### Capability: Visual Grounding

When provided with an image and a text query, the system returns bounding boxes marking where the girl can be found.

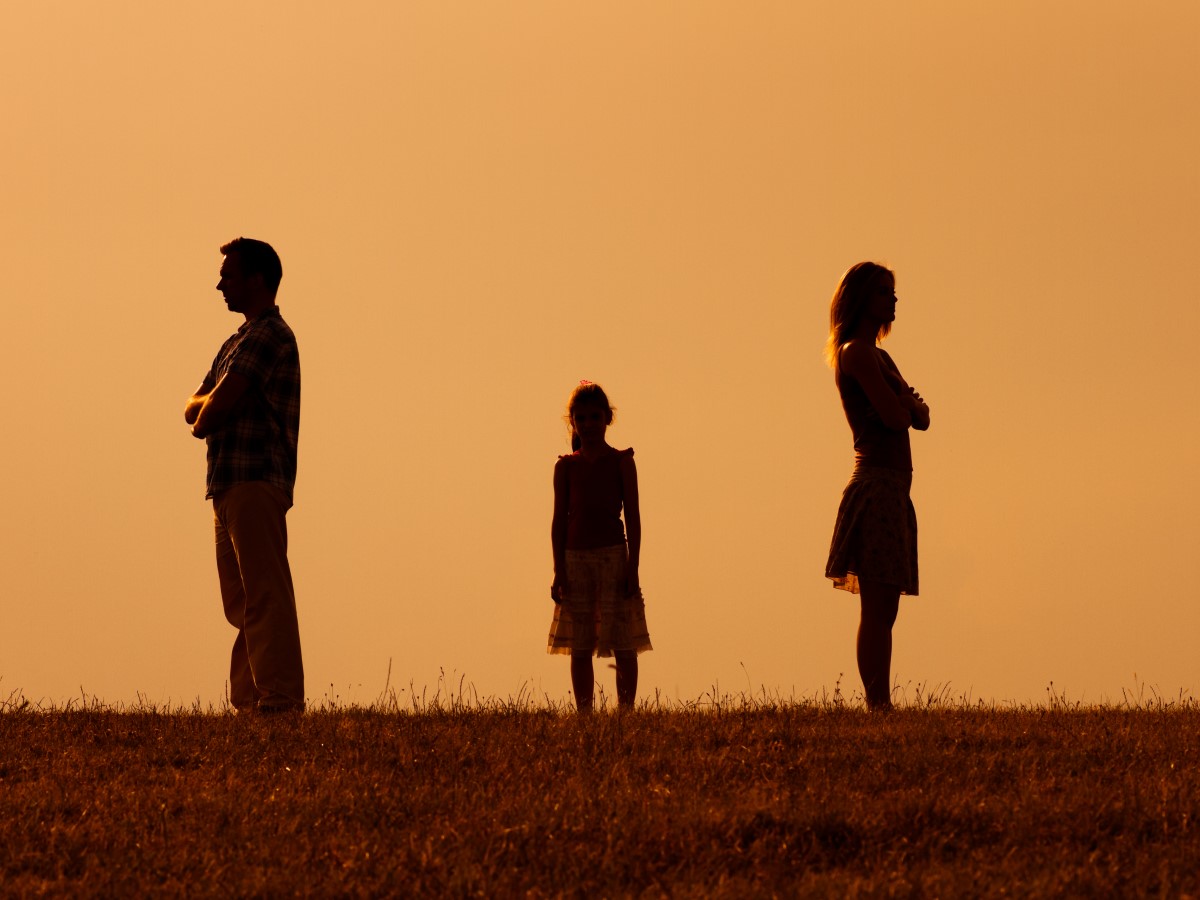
[548,381,652,711]
[824,263,930,711]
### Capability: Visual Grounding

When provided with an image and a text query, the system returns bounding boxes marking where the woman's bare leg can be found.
[857,580,900,711]
[615,650,638,710]
[570,652,594,712]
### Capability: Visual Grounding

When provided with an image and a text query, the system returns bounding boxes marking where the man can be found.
[185,238,304,713]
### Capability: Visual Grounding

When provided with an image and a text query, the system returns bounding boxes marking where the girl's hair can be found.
[564,381,615,451]
[824,261,894,368]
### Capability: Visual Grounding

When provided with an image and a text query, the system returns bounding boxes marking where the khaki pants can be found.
[213,482,304,710]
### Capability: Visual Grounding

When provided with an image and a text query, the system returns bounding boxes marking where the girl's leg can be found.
[615,650,638,710]
[570,651,594,712]
[857,580,900,711]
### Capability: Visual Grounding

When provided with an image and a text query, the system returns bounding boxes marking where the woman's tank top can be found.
[836,347,912,472]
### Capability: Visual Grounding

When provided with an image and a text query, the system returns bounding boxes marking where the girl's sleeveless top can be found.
[564,447,631,549]
[835,348,912,473]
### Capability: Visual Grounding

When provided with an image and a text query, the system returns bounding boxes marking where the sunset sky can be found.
[3,2,1197,708]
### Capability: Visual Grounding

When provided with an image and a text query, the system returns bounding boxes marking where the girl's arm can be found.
[620,451,641,595]
[550,457,570,602]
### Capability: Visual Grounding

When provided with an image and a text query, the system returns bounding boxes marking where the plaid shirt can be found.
[201,307,301,502]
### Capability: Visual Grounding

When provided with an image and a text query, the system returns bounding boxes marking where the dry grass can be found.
[1,684,1198,897]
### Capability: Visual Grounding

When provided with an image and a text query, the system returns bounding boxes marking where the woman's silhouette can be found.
[824,263,930,711]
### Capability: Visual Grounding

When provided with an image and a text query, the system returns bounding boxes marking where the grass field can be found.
[1,686,1198,897]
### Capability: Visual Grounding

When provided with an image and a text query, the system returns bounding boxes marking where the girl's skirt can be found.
[825,466,919,596]
[548,544,653,657]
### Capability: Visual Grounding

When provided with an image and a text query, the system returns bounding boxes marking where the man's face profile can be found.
[216,253,255,314]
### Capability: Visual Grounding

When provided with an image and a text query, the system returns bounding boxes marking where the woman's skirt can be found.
[548,544,653,657]
[825,466,918,595]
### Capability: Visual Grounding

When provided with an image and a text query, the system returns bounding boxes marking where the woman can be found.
[824,262,930,711]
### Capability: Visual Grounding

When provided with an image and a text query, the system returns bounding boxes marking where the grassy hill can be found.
[2,690,1197,896]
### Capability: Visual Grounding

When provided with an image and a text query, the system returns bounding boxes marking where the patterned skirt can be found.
[548,544,653,657]
[825,466,919,595]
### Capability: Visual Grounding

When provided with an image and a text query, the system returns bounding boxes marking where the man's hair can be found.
[221,237,283,294]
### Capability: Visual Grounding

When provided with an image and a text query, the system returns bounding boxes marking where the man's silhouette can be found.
[185,238,304,713]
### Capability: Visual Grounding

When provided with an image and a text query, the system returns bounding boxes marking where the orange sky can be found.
[2,3,1197,708]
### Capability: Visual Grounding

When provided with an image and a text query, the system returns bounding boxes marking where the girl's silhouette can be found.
[547,382,652,711]
[824,263,930,711]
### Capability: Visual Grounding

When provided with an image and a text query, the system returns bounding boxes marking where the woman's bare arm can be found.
[840,341,912,431]
[881,350,931,431]
[907,390,931,430]
[620,451,641,595]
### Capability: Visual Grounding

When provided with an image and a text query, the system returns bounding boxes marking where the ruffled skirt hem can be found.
[825,467,919,596]
[547,545,653,656]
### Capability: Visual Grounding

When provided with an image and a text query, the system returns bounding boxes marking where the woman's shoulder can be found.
[839,337,879,359]
[838,339,884,374]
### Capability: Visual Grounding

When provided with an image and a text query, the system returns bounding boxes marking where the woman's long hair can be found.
[824,261,894,368]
